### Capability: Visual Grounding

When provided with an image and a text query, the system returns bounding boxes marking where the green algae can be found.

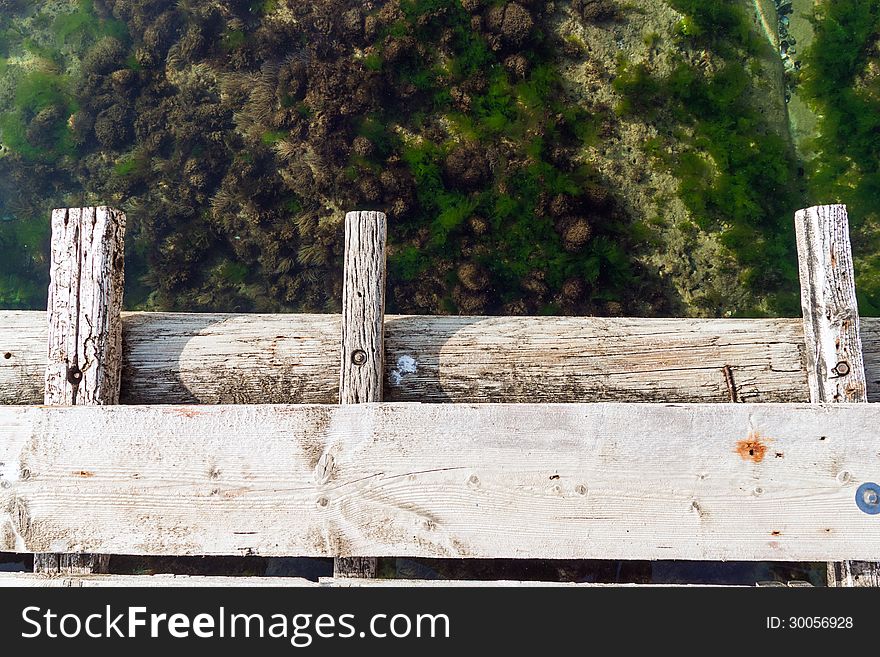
[800,0,880,314]
[614,2,804,315]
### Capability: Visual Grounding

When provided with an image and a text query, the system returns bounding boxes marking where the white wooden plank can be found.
[795,204,877,587]
[0,573,318,587]
[8,312,878,404]
[0,573,726,587]
[336,211,387,578]
[0,402,879,561]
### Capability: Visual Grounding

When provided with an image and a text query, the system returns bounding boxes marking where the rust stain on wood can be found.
[172,408,207,418]
[722,365,738,402]
[73,470,94,477]
[735,431,768,463]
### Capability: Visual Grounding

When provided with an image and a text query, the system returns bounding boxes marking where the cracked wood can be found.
[7,312,880,404]
[795,205,878,588]
[1,402,879,561]
[335,210,386,578]
[37,206,124,575]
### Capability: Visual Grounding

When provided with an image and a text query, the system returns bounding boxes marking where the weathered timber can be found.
[44,207,125,406]
[335,210,386,578]
[795,205,878,588]
[0,573,725,587]
[795,205,867,404]
[0,573,318,587]
[35,207,124,575]
[339,211,386,405]
[9,312,880,405]
[1,402,879,561]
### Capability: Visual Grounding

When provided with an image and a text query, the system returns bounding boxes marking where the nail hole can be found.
[3,352,10,359]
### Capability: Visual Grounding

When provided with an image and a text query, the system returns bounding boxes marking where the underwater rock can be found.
[504,53,530,79]
[561,217,593,252]
[26,106,64,149]
[468,215,489,235]
[560,277,586,303]
[82,37,128,76]
[109,69,137,92]
[94,104,134,148]
[485,3,534,48]
[458,261,491,292]
[453,286,490,314]
[341,8,363,37]
[443,143,491,190]
[574,0,617,22]
[352,135,375,158]
[549,193,572,218]
[460,0,484,12]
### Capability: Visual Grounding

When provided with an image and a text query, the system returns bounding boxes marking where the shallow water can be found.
[0,0,875,582]
[2,0,877,316]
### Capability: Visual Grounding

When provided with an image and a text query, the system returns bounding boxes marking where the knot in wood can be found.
[351,349,368,366]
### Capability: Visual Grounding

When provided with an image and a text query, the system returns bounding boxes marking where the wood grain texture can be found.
[795,205,878,587]
[0,573,317,587]
[45,207,125,406]
[10,312,880,404]
[335,211,387,578]
[795,205,867,404]
[37,206,124,574]
[339,211,387,405]
[0,573,727,587]
[1,402,880,561]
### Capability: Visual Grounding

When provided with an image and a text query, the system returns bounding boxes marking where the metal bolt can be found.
[855,482,880,515]
[351,350,367,366]
[66,366,82,385]
[833,360,850,376]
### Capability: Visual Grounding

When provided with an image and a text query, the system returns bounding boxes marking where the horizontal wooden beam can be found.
[0,573,318,587]
[3,311,879,404]
[0,573,734,587]
[1,402,879,561]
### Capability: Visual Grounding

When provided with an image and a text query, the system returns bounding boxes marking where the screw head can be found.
[856,482,880,515]
[834,360,851,376]
[66,366,82,385]
[351,350,367,366]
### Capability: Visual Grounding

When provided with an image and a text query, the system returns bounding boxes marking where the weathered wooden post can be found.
[34,206,125,575]
[795,204,877,587]
[333,210,387,579]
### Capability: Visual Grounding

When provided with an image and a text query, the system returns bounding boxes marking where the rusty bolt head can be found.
[66,366,82,385]
[351,350,368,366]
[834,361,851,376]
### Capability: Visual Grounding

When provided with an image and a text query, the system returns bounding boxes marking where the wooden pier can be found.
[0,204,877,587]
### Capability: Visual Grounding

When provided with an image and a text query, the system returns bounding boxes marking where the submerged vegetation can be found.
[0,0,877,315]
[0,0,665,314]
[800,0,880,313]
[613,0,803,314]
